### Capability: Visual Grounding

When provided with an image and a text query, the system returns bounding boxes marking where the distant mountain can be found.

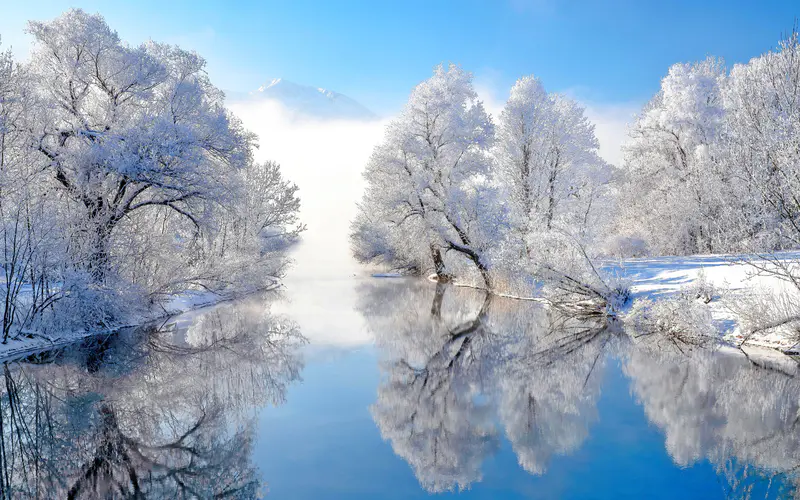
[248,78,377,121]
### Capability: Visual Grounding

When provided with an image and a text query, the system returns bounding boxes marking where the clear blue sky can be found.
[1,0,798,113]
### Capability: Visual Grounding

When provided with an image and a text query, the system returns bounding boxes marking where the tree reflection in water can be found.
[362,279,800,497]
[0,295,305,499]
[361,280,610,492]
[623,334,800,498]
[5,280,800,497]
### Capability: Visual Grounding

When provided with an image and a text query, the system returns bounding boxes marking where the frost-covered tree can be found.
[496,76,553,239]
[618,28,800,296]
[26,10,254,282]
[724,31,800,251]
[497,78,607,235]
[0,10,303,336]
[713,30,800,301]
[618,49,800,257]
[353,67,618,306]
[494,76,616,304]
[351,64,500,287]
[127,159,303,300]
[0,40,69,341]
[619,58,735,255]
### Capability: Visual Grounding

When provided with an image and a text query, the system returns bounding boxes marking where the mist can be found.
[227,98,388,346]
[228,99,388,280]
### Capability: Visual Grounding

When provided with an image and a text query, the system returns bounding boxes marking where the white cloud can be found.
[474,82,506,121]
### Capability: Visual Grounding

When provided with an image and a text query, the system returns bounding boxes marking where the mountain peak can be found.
[251,78,376,121]
[257,78,284,92]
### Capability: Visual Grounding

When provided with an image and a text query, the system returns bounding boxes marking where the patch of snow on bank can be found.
[612,253,799,351]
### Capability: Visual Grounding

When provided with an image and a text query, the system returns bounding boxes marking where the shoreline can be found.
[0,282,282,363]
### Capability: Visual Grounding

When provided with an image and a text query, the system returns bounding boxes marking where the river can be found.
[0,271,798,498]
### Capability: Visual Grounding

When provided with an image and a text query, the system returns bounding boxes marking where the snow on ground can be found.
[161,289,227,315]
[613,253,799,351]
[0,330,115,364]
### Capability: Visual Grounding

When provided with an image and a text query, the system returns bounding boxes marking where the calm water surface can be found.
[0,276,798,498]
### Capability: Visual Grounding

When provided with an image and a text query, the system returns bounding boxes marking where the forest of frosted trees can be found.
[4,8,800,345]
[0,10,303,342]
[352,31,800,308]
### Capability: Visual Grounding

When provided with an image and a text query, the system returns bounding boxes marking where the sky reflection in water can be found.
[0,280,798,498]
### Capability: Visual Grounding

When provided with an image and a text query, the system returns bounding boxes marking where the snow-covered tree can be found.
[26,10,254,281]
[0,10,303,336]
[0,40,70,341]
[496,76,553,238]
[351,64,500,287]
[724,31,800,251]
[497,79,607,235]
[619,58,735,256]
[494,76,616,304]
[616,28,800,310]
[617,49,800,257]
[353,67,618,307]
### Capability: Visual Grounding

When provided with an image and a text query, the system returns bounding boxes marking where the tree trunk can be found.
[430,244,451,283]
[546,151,560,231]
[546,172,557,231]
[88,220,113,283]
[475,259,492,290]
[521,144,532,222]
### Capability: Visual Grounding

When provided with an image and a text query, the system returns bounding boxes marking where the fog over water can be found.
[228,99,388,346]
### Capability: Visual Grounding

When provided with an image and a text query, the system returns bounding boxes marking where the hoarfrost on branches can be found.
[0,10,304,340]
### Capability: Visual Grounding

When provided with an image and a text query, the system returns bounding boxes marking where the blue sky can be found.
[1,0,798,113]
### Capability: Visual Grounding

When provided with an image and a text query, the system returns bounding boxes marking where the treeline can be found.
[0,10,303,340]
[352,30,800,300]
[618,32,800,256]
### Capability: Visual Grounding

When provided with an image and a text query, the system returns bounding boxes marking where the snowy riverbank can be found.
[0,284,281,362]
[616,253,800,352]
[3,252,799,362]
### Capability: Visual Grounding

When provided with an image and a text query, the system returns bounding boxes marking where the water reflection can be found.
[0,295,305,498]
[360,280,611,492]
[623,341,800,497]
[3,280,800,498]
[360,279,800,497]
